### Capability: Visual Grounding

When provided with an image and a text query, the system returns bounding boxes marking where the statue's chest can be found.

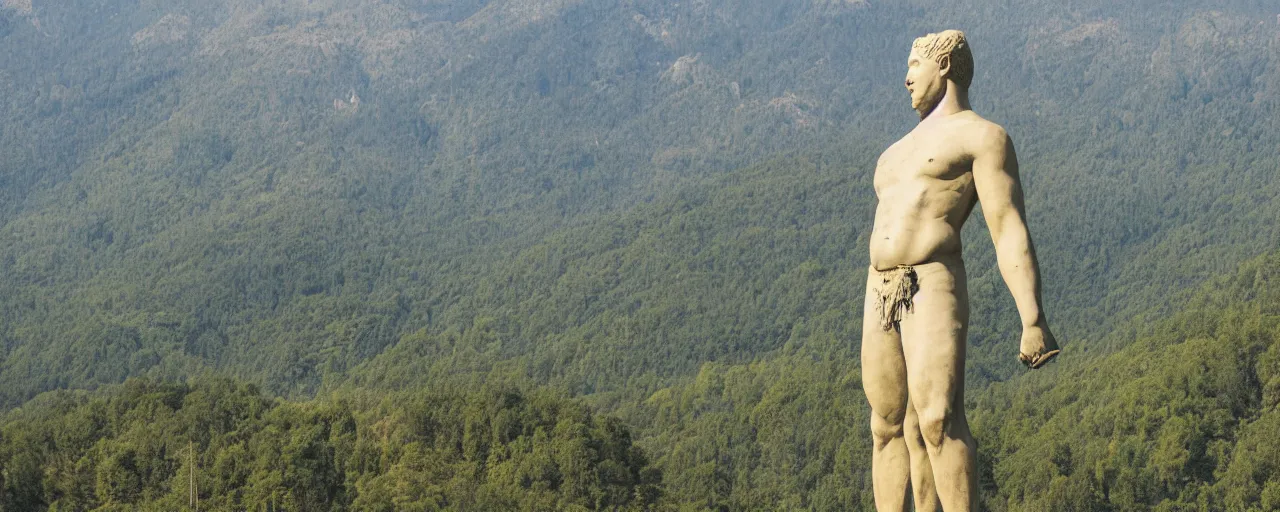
[875,140,969,191]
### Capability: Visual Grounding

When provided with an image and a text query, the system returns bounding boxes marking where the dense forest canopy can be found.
[1,0,1278,509]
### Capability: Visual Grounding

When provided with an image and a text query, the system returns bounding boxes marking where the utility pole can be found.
[189,441,199,511]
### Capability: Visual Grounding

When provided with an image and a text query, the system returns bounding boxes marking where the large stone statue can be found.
[861,30,1060,511]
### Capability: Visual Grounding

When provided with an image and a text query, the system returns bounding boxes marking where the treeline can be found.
[3,250,1275,511]
[620,252,1280,510]
[971,252,1280,510]
[0,378,660,511]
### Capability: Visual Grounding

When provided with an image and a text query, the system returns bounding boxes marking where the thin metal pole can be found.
[189,441,194,509]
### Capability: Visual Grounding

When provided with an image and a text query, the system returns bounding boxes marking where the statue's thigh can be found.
[899,265,969,412]
[861,273,908,418]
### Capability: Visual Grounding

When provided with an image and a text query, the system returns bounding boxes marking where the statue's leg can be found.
[899,258,977,511]
[904,395,941,511]
[861,268,911,512]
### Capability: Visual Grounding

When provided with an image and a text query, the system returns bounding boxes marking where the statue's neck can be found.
[919,82,970,122]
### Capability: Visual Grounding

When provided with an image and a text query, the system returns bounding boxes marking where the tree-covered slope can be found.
[1,4,1280,499]
[612,250,1280,510]
[1,0,908,404]
[972,251,1280,510]
[2,250,1275,510]
[0,378,660,511]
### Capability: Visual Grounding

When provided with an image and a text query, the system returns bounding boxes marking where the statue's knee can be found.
[870,409,905,447]
[917,409,951,450]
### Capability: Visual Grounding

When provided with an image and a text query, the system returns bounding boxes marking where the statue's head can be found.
[906,30,973,117]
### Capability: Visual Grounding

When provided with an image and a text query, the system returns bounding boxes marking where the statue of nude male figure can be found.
[861,30,1061,512]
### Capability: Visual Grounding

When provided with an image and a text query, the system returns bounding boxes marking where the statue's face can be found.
[905,48,947,117]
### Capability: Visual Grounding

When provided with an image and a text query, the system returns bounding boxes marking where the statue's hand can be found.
[1018,324,1061,370]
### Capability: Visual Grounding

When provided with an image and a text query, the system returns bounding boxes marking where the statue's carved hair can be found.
[912,30,973,89]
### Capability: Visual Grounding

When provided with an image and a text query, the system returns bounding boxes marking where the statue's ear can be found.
[938,54,952,78]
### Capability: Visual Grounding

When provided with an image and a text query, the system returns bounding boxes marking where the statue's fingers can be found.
[1029,349,1061,369]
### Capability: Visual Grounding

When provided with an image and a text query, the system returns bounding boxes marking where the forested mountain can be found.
[2,248,1275,510]
[1,0,1279,509]
[971,252,1280,510]
[620,250,1280,510]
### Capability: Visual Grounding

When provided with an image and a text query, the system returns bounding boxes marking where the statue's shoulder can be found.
[954,111,1005,135]
[953,112,1011,153]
